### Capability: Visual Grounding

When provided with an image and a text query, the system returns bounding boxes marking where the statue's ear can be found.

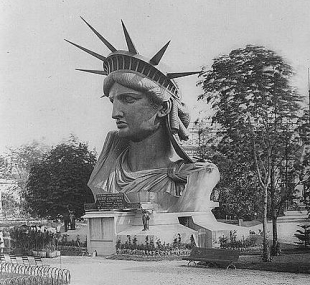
[157,100,171,117]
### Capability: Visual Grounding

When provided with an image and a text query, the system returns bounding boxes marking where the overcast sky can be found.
[1,0,310,155]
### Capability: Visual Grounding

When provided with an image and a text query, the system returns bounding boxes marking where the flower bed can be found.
[115,234,195,258]
[57,245,87,256]
[116,248,191,256]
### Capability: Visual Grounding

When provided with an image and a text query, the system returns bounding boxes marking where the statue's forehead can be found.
[108,82,143,98]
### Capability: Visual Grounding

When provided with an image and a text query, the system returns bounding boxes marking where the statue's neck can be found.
[127,127,172,172]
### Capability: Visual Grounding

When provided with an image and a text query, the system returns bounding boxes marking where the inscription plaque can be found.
[84,193,140,211]
[96,193,126,210]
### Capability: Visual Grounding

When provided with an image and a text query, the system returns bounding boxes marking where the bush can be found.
[116,234,195,256]
[219,230,260,250]
[294,224,310,248]
[9,225,56,253]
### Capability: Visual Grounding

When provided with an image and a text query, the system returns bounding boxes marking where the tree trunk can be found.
[270,164,280,256]
[271,213,280,255]
[262,185,271,262]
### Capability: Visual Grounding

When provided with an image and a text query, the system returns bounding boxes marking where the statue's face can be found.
[109,83,162,142]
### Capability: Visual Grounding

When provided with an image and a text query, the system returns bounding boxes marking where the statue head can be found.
[105,73,170,142]
[66,18,199,162]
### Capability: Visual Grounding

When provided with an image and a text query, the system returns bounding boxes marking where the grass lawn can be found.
[237,251,310,273]
[108,244,310,274]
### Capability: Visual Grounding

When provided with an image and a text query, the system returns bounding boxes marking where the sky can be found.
[1,0,310,155]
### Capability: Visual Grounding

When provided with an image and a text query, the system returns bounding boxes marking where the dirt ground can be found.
[53,222,310,284]
[46,255,310,285]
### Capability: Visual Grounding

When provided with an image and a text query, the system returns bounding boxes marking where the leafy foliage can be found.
[295,111,310,211]
[9,225,57,253]
[0,141,49,217]
[198,45,303,261]
[0,141,49,181]
[25,136,96,220]
[294,224,310,248]
[219,230,261,250]
[2,191,20,217]
[203,146,263,220]
[198,45,303,212]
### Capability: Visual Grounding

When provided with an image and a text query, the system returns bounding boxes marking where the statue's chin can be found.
[118,126,160,142]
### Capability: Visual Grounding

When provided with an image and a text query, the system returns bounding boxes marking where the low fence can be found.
[1,275,54,285]
[0,262,70,285]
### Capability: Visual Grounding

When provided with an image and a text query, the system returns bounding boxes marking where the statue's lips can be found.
[116,122,127,128]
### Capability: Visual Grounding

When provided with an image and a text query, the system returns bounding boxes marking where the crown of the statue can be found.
[65,17,199,98]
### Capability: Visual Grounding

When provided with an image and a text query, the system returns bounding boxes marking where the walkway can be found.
[47,256,309,285]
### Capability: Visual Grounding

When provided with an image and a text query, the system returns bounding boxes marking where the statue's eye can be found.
[122,95,137,103]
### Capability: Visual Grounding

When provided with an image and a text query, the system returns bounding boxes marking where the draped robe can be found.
[88,131,219,211]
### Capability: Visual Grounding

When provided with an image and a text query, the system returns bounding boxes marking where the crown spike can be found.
[150,41,170,65]
[80,17,117,52]
[65,39,106,61]
[121,20,138,54]
[76,69,107,75]
[167,71,200,79]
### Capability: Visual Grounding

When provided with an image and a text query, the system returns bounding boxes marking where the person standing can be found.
[0,230,4,253]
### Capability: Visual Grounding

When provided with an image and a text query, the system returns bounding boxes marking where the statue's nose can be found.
[112,100,123,119]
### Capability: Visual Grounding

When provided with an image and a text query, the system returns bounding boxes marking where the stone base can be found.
[84,209,254,255]
[117,211,198,246]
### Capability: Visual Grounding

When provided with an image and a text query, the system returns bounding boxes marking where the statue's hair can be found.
[103,71,171,105]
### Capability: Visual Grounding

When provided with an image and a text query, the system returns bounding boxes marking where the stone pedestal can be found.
[116,211,198,246]
[84,206,252,256]
[84,211,136,255]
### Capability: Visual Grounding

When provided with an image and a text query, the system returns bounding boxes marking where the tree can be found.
[25,136,96,222]
[195,139,263,220]
[215,154,262,221]
[198,45,303,261]
[2,190,20,218]
[295,110,310,211]
[301,151,310,210]
[0,141,48,217]
[193,119,264,221]
[294,224,310,248]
